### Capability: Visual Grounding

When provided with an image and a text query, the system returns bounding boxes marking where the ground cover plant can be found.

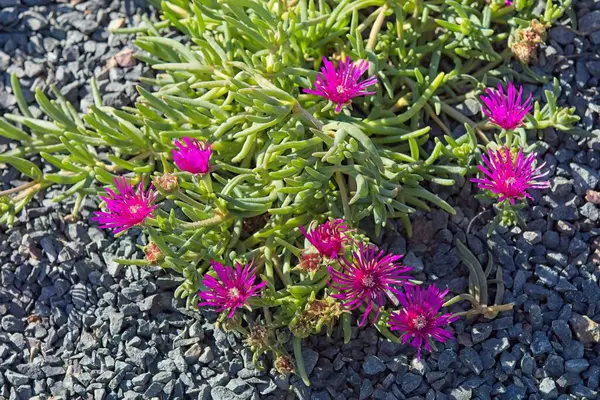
[0,0,583,385]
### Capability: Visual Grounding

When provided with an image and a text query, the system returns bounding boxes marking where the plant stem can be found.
[293,102,323,130]
[342,313,352,344]
[334,171,351,220]
[375,323,401,343]
[293,336,311,386]
[13,183,42,202]
[0,180,38,196]
[367,5,388,51]
[439,101,490,144]
[442,293,479,308]
[174,189,206,209]
[424,102,451,135]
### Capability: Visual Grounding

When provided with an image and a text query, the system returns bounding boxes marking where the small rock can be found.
[570,314,600,344]
[580,10,600,33]
[72,19,99,34]
[401,373,422,394]
[5,371,29,386]
[565,359,590,374]
[363,355,386,375]
[531,331,553,355]
[1,315,24,332]
[571,163,599,195]
[539,377,558,399]
[552,320,572,346]
[459,347,483,375]
[549,26,576,45]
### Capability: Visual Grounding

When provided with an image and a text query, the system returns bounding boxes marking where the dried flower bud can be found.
[511,41,537,64]
[288,312,313,338]
[528,20,547,41]
[144,242,163,264]
[274,355,296,375]
[245,323,274,351]
[305,296,343,335]
[154,173,179,192]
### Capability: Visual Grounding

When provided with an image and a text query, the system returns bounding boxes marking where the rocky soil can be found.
[1,1,600,399]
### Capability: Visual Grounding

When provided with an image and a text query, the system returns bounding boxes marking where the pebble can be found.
[363,355,387,375]
[565,359,590,374]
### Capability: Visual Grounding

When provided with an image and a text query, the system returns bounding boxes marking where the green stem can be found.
[174,189,205,209]
[375,322,401,343]
[366,5,388,50]
[342,313,352,344]
[442,293,479,308]
[335,171,352,220]
[504,129,513,147]
[293,336,311,386]
[293,102,324,130]
[439,101,490,144]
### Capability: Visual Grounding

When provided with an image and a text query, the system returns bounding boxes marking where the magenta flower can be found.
[389,285,458,359]
[304,56,377,112]
[92,177,158,234]
[198,261,267,318]
[480,82,532,130]
[299,219,348,259]
[504,0,513,5]
[172,137,212,174]
[328,243,413,327]
[471,146,550,205]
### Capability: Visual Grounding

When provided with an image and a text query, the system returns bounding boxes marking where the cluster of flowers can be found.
[92,54,550,359]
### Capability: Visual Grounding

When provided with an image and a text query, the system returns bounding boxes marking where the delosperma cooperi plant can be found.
[0,0,587,385]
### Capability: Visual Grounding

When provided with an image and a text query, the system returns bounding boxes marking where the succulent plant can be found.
[0,0,580,384]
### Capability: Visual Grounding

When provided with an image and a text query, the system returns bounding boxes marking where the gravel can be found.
[1,0,600,399]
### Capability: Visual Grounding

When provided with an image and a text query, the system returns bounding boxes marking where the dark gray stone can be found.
[531,331,553,355]
[459,347,483,375]
[565,359,589,374]
[401,373,422,394]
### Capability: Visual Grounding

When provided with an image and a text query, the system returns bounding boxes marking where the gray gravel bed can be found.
[2,0,600,399]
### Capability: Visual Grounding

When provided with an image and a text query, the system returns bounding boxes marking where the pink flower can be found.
[92,177,158,234]
[328,243,413,327]
[299,219,348,259]
[172,137,212,174]
[198,261,267,318]
[304,56,377,112]
[471,146,550,205]
[480,82,532,130]
[389,285,458,359]
[504,0,513,5]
